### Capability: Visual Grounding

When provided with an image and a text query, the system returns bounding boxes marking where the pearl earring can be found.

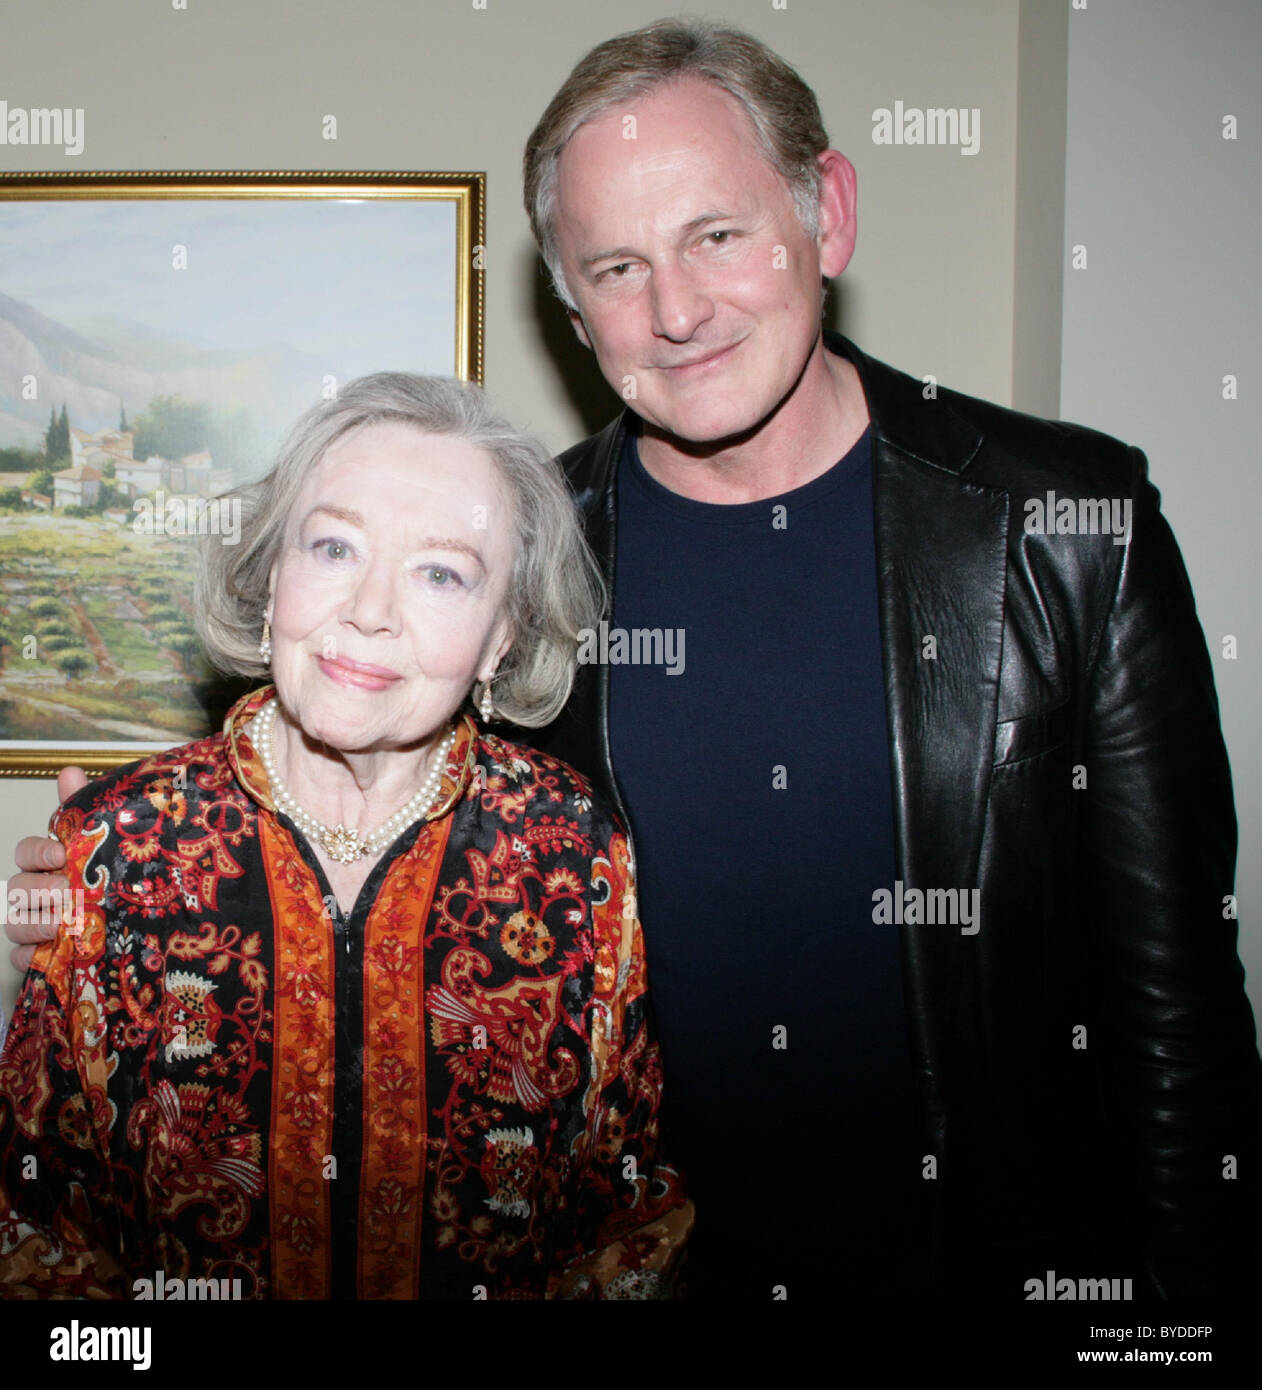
[479,679,494,723]
[259,619,272,662]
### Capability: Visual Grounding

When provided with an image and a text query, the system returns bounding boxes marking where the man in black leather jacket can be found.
[540,326,1261,1299]
[520,18,1261,1299]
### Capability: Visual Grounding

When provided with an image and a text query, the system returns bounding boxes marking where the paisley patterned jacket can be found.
[0,686,690,1298]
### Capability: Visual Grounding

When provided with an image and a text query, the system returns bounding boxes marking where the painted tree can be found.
[44,404,70,465]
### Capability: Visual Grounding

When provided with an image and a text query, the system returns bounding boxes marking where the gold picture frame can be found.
[0,170,484,775]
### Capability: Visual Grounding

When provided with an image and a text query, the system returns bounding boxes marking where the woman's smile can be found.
[315,652,404,692]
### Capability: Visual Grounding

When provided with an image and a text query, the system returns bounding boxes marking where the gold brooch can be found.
[321,825,368,865]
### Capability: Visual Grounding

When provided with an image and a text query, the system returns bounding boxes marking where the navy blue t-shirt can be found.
[609,424,925,1298]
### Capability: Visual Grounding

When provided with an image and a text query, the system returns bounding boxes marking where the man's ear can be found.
[568,309,593,351]
[815,149,858,280]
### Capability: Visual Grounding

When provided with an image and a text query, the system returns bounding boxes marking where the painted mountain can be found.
[0,290,323,472]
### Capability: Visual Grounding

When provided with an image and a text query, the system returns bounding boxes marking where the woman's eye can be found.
[423,565,461,588]
[314,538,352,562]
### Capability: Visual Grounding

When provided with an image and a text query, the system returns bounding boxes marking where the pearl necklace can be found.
[252,699,457,865]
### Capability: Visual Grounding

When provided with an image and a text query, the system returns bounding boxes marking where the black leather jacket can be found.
[534,332,1262,1298]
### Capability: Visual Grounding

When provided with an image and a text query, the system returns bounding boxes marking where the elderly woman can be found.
[0,374,689,1299]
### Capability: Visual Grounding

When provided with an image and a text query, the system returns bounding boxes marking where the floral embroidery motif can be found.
[500,911,556,967]
[162,972,223,1062]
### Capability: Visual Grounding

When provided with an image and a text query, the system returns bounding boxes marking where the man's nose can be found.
[649,261,715,343]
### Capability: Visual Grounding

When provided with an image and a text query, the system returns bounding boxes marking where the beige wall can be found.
[1,0,1040,1018]
[1059,0,1262,1018]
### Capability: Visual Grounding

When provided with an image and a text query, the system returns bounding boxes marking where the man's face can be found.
[552,76,854,451]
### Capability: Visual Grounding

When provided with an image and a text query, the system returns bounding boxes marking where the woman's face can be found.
[267,421,515,755]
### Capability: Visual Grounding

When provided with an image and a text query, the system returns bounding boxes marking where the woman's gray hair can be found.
[195,373,605,728]
[523,16,830,310]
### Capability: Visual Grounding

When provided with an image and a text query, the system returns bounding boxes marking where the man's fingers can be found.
[14,835,67,874]
[57,766,88,804]
[5,792,78,967]
[8,943,37,972]
[4,870,70,945]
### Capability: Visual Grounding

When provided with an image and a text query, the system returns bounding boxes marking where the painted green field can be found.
[0,512,228,744]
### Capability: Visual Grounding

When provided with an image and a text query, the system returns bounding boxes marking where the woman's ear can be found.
[484,620,514,680]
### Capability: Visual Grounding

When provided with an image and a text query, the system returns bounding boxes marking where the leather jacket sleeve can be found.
[1078,447,1261,1297]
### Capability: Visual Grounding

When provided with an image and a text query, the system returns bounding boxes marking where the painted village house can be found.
[51,464,102,509]
[55,423,229,509]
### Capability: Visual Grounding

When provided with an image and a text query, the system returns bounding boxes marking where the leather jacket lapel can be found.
[559,415,631,827]
[872,448,1008,892]
[838,334,1006,888]
[845,334,1009,1141]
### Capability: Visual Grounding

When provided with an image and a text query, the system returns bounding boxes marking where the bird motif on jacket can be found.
[126,1079,264,1242]
[427,946,579,1110]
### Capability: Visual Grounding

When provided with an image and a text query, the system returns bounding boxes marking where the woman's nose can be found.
[344,558,402,636]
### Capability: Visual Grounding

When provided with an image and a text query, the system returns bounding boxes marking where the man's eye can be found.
[599,262,632,280]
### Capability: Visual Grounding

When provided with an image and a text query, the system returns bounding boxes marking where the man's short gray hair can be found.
[523,16,830,309]
[196,373,605,728]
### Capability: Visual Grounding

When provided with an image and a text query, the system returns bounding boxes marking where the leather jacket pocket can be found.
[993,702,1069,768]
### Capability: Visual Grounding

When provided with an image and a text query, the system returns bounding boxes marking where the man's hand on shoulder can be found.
[6,766,88,970]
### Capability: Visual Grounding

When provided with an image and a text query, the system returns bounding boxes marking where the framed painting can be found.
[0,170,484,775]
